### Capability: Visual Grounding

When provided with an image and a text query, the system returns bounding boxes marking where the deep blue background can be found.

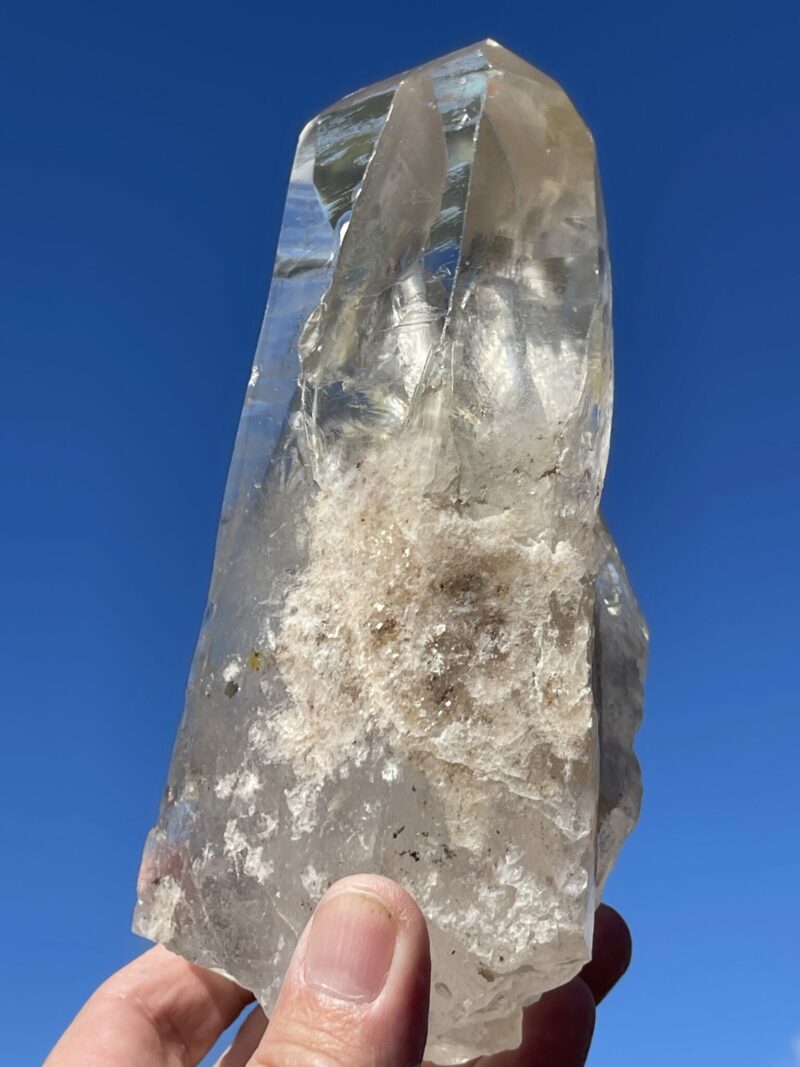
[2,2,798,1064]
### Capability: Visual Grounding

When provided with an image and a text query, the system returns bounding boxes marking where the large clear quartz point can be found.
[134,39,647,1062]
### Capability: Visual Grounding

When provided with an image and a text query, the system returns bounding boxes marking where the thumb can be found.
[248,875,431,1067]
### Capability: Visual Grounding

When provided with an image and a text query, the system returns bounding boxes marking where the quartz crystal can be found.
[134,39,647,1061]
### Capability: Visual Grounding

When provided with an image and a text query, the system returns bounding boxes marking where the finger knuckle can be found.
[249,1040,345,1067]
[248,1012,358,1067]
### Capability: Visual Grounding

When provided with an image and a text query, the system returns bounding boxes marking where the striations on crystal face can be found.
[134,39,647,1061]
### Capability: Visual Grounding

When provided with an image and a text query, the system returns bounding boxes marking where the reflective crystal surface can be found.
[134,40,647,1061]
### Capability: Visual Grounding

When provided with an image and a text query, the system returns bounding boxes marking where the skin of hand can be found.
[46,874,632,1067]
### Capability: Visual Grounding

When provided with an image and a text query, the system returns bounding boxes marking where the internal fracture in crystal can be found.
[134,40,647,1061]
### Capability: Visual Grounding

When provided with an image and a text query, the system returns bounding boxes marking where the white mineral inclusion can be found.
[134,40,647,1062]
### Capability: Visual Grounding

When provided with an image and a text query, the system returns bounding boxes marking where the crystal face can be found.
[134,40,647,1061]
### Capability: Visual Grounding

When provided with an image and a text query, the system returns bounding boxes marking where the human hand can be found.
[46,874,631,1067]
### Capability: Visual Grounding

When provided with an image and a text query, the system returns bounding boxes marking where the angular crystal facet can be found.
[134,40,647,1061]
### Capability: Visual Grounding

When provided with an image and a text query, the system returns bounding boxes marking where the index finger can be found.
[45,945,253,1066]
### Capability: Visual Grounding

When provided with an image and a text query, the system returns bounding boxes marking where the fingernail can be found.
[304,889,397,1003]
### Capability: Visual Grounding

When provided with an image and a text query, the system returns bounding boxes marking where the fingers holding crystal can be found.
[578,904,633,1005]
[44,946,253,1067]
[513,978,597,1067]
[246,875,431,1067]
[214,1006,268,1067]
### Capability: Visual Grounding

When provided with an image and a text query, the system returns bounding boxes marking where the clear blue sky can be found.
[2,1,798,1064]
